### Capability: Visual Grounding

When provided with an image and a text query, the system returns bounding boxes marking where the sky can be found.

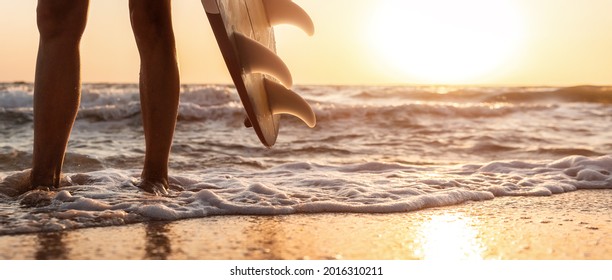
[0,0,611,86]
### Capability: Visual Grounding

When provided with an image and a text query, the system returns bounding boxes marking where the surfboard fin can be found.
[262,0,315,36]
[264,78,316,128]
[233,32,293,88]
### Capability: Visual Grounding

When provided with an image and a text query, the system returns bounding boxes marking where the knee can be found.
[37,0,88,42]
[130,0,174,46]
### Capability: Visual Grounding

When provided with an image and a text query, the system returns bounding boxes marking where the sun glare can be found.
[369,0,525,84]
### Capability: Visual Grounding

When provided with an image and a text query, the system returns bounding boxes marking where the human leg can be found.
[129,0,180,195]
[30,0,89,190]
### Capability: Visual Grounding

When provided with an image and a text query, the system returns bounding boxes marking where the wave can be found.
[484,86,612,104]
[352,85,612,104]
[2,84,611,125]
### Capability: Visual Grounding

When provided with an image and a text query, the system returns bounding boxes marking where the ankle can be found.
[30,170,60,189]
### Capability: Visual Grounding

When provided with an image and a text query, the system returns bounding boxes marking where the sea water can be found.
[1,83,611,234]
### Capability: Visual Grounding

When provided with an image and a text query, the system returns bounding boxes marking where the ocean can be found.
[1,83,611,235]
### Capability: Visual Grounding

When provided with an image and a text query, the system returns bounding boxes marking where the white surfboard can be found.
[202,0,316,147]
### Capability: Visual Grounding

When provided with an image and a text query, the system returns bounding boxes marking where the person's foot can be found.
[138,178,170,196]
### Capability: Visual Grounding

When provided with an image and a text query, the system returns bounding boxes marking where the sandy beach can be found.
[0,189,609,260]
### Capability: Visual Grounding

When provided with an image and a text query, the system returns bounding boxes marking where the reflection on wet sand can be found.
[414,214,485,260]
[145,222,172,260]
[36,231,67,260]
[172,216,290,259]
[242,216,285,259]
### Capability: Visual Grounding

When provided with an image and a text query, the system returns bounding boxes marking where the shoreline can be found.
[0,189,610,260]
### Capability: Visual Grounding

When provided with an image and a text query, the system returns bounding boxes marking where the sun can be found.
[368,0,525,84]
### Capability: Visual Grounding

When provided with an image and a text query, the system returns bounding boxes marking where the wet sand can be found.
[0,190,610,260]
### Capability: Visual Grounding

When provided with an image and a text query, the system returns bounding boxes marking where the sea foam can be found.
[1,155,611,234]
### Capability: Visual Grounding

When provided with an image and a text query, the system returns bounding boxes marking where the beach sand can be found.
[0,190,610,260]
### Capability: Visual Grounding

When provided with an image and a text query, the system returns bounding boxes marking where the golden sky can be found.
[0,0,611,86]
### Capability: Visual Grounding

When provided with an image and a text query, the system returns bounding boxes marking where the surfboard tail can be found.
[264,78,316,128]
[202,0,316,147]
[262,0,315,36]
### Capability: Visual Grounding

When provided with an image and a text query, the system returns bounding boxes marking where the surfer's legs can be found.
[129,0,180,195]
[30,0,89,190]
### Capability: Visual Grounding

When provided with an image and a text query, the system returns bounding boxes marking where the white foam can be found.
[2,155,611,234]
[59,197,112,211]
[138,204,181,220]
[54,190,74,202]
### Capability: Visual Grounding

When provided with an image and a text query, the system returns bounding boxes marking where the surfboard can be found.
[202,0,316,147]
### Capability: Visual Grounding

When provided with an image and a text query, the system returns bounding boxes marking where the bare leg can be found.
[129,0,180,195]
[30,0,89,190]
